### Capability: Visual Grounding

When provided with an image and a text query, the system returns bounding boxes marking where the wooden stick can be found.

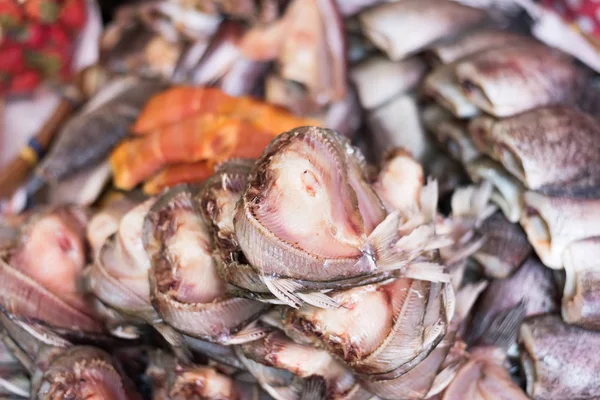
[0,99,75,198]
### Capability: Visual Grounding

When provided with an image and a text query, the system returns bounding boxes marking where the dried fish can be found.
[562,237,600,329]
[367,94,433,163]
[363,279,486,398]
[188,19,270,97]
[428,29,529,65]
[90,198,158,324]
[144,185,267,343]
[359,0,484,61]
[282,278,452,378]
[354,281,487,399]
[425,151,470,199]
[455,42,587,117]
[0,206,105,336]
[466,107,600,190]
[373,149,424,217]
[473,211,531,278]
[86,197,139,258]
[520,314,600,400]
[234,126,452,307]
[441,306,528,400]
[238,329,369,400]
[465,157,525,223]
[240,0,347,105]
[469,258,559,344]
[423,62,479,119]
[46,161,112,207]
[189,20,248,85]
[351,56,427,110]
[146,349,264,400]
[520,189,600,269]
[422,104,480,165]
[0,341,29,398]
[103,17,184,79]
[27,77,168,196]
[34,346,142,400]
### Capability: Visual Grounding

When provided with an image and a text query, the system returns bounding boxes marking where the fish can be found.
[520,188,600,269]
[359,0,485,61]
[520,314,600,400]
[351,56,427,110]
[427,29,531,65]
[469,257,559,343]
[455,41,588,117]
[465,107,600,190]
[562,237,600,329]
[26,77,168,196]
[473,211,531,278]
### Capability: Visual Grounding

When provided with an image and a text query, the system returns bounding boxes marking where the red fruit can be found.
[47,24,71,48]
[59,0,86,32]
[0,45,25,73]
[0,1,24,29]
[24,0,61,24]
[8,69,41,93]
[20,23,45,49]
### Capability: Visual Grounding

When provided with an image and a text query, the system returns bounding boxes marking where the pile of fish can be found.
[3,0,600,399]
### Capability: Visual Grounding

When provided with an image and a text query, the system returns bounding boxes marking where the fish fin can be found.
[107,323,143,340]
[396,225,452,256]
[473,301,526,350]
[368,211,401,254]
[454,281,488,322]
[451,182,495,224]
[297,292,340,309]
[0,375,29,398]
[442,235,486,266]
[443,283,457,324]
[262,277,303,309]
[0,332,34,374]
[377,225,448,268]
[300,376,327,400]
[423,319,447,348]
[235,347,299,400]
[154,322,192,362]
[420,179,439,222]
[404,262,451,283]
[225,321,268,345]
[14,319,71,348]
[425,362,462,398]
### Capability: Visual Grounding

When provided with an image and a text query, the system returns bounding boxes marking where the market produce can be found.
[3,0,600,399]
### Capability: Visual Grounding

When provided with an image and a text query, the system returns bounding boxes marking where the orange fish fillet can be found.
[143,160,215,195]
[111,117,277,190]
[132,86,320,135]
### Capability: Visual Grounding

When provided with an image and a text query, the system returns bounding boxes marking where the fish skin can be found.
[359,0,485,61]
[562,237,600,330]
[455,42,588,117]
[474,211,531,279]
[429,29,530,65]
[478,106,600,191]
[468,257,559,345]
[520,314,600,400]
[29,78,168,193]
